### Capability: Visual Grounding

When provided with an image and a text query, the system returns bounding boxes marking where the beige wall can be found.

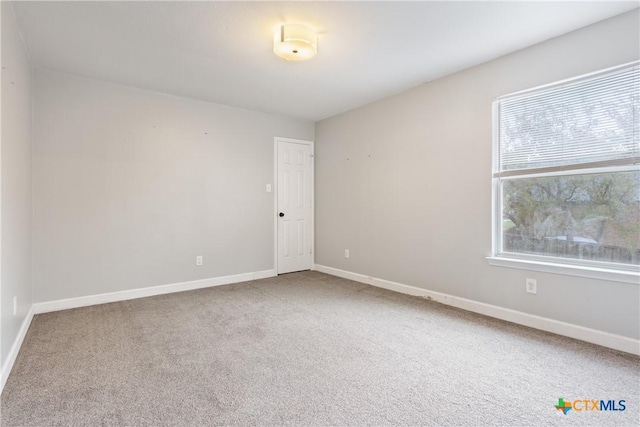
[315,10,640,339]
[33,70,314,302]
[1,3,33,368]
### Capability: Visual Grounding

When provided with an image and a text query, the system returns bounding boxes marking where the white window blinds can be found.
[495,63,640,178]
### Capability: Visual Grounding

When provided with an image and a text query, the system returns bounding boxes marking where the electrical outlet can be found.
[13,296,17,316]
[266,184,272,193]
[196,256,203,266]
[526,278,537,294]
[344,249,350,259]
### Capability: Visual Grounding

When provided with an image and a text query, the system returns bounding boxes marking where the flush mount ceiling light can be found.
[273,24,318,61]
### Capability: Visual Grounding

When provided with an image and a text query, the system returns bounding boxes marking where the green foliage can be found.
[503,172,640,250]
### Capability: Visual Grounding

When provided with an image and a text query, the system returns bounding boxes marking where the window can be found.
[491,62,640,280]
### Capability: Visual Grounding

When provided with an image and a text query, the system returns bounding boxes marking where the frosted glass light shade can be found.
[274,24,318,61]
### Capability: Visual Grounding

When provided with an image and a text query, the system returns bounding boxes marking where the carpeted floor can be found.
[1,271,638,426]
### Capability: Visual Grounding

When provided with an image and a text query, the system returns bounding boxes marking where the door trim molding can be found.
[273,137,315,275]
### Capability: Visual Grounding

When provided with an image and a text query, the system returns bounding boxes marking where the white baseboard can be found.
[313,264,640,356]
[1,305,35,393]
[33,269,276,314]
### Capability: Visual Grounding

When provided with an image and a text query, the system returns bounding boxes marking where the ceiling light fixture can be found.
[273,24,318,61]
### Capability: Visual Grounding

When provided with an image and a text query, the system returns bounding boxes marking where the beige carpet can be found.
[1,271,638,426]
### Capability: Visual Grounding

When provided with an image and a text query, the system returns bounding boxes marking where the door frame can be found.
[273,137,315,275]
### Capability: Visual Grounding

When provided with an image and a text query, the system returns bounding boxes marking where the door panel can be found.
[277,140,312,274]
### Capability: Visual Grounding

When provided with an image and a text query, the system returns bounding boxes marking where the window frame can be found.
[488,62,640,285]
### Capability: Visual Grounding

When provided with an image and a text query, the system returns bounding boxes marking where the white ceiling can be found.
[11,1,638,121]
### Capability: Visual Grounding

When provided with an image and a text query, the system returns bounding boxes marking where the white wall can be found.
[1,3,33,368]
[33,70,313,302]
[315,10,640,339]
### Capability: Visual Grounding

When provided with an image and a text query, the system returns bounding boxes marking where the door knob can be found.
[279,212,285,217]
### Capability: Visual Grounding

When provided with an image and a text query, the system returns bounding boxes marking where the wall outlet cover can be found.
[526,278,537,294]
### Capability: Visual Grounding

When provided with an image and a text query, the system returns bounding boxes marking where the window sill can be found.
[486,256,640,284]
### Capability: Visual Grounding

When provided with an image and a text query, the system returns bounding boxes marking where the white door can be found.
[276,139,313,274]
